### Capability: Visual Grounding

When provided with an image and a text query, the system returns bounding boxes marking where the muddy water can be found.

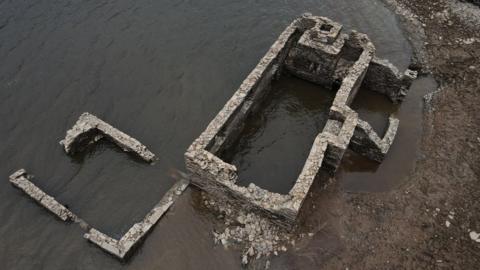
[0,0,416,269]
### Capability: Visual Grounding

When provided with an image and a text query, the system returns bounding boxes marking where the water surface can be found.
[224,75,335,194]
[0,0,414,269]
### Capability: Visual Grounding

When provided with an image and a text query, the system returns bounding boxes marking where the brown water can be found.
[0,0,420,269]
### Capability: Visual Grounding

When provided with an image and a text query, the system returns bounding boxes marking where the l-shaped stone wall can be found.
[60,112,156,162]
[84,179,189,259]
[9,113,186,260]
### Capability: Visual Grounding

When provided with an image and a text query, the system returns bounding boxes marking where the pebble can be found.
[469,231,480,243]
[242,255,248,265]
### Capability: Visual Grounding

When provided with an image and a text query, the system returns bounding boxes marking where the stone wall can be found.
[60,112,156,163]
[284,17,345,87]
[185,14,417,229]
[8,113,186,260]
[9,169,76,222]
[364,57,417,103]
[84,179,189,259]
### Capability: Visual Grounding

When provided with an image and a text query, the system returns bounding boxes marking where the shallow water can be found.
[338,76,438,193]
[265,79,437,270]
[0,0,415,269]
[225,76,437,195]
[225,75,335,194]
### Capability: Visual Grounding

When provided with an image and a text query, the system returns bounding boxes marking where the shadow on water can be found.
[223,75,335,194]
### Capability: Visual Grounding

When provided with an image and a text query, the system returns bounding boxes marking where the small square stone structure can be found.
[185,14,417,229]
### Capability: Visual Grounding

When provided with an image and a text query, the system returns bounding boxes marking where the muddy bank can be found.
[271,0,480,269]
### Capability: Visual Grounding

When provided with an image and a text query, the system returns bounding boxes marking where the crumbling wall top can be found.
[60,112,156,162]
[185,14,417,228]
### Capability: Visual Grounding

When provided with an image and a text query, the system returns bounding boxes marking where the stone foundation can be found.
[8,113,186,260]
[84,179,189,259]
[9,169,76,222]
[60,112,156,163]
[185,14,417,229]
[364,57,417,103]
[8,168,188,260]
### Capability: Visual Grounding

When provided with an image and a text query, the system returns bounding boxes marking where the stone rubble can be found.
[446,0,480,27]
[202,192,292,266]
[424,86,444,112]
[60,112,156,162]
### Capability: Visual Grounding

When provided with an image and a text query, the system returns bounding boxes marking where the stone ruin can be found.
[9,113,187,260]
[7,14,419,262]
[60,112,156,162]
[9,169,77,222]
[83,178,188,259]
[185,14,417,229]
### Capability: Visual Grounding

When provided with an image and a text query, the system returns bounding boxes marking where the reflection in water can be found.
[224,75,335,194]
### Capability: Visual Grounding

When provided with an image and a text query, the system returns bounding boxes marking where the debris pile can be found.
[202,192,292,266]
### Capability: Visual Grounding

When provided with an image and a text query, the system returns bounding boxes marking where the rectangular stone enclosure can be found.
[185,14,417,228]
